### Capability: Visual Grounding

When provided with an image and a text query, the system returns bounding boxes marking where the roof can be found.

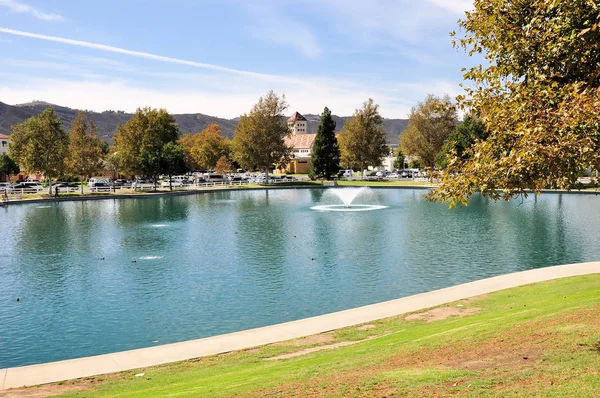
[285,133,316,149]
[287,112,307,122]
[0,133,9,139]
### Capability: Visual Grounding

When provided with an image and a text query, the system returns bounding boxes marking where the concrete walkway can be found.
[2,261,599,390]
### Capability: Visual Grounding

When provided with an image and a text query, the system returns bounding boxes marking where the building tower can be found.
[287,112,307,135]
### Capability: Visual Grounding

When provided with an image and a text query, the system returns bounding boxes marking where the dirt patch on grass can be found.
[0,384,85,398]
[405,306,481,322]
[264,341,359,361]
[357,324,376,331]
[282,333,335,347]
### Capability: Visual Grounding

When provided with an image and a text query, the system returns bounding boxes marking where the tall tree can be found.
[190,124,231,171]
[436,113,487,169]
[393,148,405,170]
[431,0,600,206]
[66,111,105,193]
[0,154,19,180]
[104,150,122,192]
[400,94,456,172]
[337,98,388,175]
[159,142,187,191]
[9,108,69,194]
[309,107,340,180]
[232,90,291,179]
[214,155,233,175]
[113,107,180,189]
[178,133,199,171]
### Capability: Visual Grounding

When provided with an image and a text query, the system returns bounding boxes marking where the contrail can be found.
[0,26,301,83]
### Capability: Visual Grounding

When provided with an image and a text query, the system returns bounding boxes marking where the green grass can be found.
[22,274,599,397]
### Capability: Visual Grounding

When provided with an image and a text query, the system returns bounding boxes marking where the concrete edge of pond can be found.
[1,261,599,390]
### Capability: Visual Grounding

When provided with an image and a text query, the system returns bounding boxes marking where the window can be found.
[1,141,6,147]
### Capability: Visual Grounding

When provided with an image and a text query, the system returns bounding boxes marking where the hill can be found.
[0,101,408,144]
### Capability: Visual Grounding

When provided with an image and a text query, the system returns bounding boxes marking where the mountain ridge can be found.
[0,101,408,144]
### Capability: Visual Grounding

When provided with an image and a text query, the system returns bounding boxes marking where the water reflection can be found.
[1,189,599,368]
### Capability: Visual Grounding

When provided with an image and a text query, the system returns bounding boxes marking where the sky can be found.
[0,0,475,119]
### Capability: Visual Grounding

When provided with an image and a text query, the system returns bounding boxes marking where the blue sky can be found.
[0,0,474,118]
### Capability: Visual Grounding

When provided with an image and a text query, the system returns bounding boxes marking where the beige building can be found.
[279,112,316,174]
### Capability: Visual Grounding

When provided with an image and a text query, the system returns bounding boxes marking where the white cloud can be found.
[0,27,305,84]
[0,70,460,120]
[0,0,64,21]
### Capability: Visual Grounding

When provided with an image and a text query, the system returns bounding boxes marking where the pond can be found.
[1,188,599,368]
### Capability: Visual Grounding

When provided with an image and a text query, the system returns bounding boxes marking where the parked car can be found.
[88,178,110,187]
[337,169,354,178]
[204,174,227,183]
[161,180,183,188]
[54,182,79,192]
[12,182,44,192]
[387,172,399,179]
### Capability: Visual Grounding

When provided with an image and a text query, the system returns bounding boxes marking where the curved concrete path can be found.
[2,261,599,390]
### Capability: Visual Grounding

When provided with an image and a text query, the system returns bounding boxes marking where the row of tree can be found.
[2,91,395,191]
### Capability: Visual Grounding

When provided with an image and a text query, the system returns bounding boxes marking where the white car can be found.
[161,180,183,188]
[387,172,399,179]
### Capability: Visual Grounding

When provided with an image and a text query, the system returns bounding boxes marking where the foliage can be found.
[113,107,180,184]
[393,149,405,170]
[8,108,69,194]
[104,151,122,190]
[178,133,198,170]
[400,94,456,170]
[231,90,292,175]
[309,107,340,180]
[409,159,421,169]
[436,113,487,169]
[66,111,105,193]
[214,156,233,175]
[337,98,388,174]
[187,124,231,171]
[431,0,600,206]
[160,142,187,191]
[0,154,19,178]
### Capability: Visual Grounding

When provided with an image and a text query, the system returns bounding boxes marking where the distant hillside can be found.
[0,101,408,144]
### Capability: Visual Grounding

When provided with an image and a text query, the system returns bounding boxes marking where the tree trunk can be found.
[48,177,53,196]
[81,175,84,194]
[169,174,172,191]
[265,168,269,185]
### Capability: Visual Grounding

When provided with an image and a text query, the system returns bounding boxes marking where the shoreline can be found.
[2,183,599,206]
[1,261,599,390]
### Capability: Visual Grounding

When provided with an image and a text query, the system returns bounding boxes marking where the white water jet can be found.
[311,187,388,212]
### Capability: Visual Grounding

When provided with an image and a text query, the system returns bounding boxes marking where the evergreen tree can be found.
[309,107,340,180]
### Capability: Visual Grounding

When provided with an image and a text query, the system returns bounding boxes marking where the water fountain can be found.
[311,187,388,212]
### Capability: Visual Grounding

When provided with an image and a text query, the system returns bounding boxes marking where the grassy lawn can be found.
[13,274,600,397]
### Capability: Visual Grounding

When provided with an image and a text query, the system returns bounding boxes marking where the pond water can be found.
[1,188,599,368]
